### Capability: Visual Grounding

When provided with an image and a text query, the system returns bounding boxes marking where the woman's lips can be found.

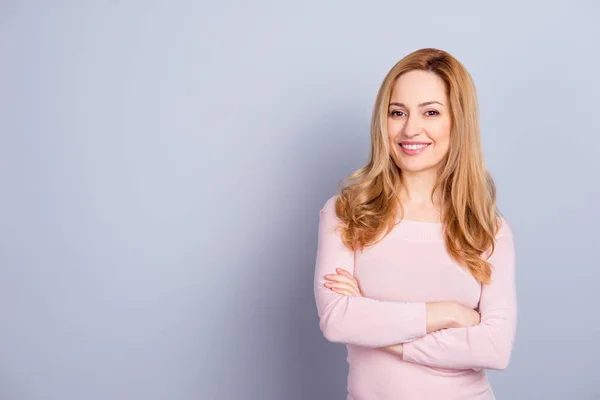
[399,143,431,156]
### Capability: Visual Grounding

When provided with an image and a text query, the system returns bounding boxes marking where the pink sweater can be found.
[313,195,517,400]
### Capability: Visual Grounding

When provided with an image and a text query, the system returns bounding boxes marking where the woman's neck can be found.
[398,169,442,207]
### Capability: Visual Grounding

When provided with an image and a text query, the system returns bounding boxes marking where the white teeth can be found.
[401,144,429,150]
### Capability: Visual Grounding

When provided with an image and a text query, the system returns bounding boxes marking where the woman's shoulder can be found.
[319,194,340,214]
[495,214,514,240]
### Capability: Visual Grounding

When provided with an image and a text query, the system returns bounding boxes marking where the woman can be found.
[313,48,517,400]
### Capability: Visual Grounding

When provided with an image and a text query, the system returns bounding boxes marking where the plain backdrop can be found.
[1,1,599,399]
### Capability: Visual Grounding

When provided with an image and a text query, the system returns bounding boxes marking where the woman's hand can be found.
[324,270,399,355]
[378,343,404,356]
[426,302,481,332]
[324,268,363,297]
[450,302,481,328]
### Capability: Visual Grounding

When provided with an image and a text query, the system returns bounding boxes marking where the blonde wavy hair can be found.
[335,48,502,285]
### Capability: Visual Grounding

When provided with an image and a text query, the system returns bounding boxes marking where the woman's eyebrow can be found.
[389,101,444,108]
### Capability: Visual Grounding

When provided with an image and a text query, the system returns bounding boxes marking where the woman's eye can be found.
[425,110,439,116]
[390,110,404,117]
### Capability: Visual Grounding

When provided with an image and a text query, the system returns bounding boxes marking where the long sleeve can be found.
[313,195,427,348]
[401,218,517,370]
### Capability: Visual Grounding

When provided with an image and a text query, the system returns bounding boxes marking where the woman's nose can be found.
[402,115,423,137]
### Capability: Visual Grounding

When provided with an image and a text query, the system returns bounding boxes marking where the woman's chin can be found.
[398,163,437,174]
[395,157,447,174]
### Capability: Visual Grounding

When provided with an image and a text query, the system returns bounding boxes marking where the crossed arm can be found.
[313,197,517,371]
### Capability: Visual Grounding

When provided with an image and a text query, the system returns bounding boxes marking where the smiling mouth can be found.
[399,143,431,150]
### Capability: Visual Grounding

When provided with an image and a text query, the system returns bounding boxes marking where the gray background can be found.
[1,1,598,399]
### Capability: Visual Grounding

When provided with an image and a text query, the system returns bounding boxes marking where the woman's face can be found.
[387,70,452,174]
